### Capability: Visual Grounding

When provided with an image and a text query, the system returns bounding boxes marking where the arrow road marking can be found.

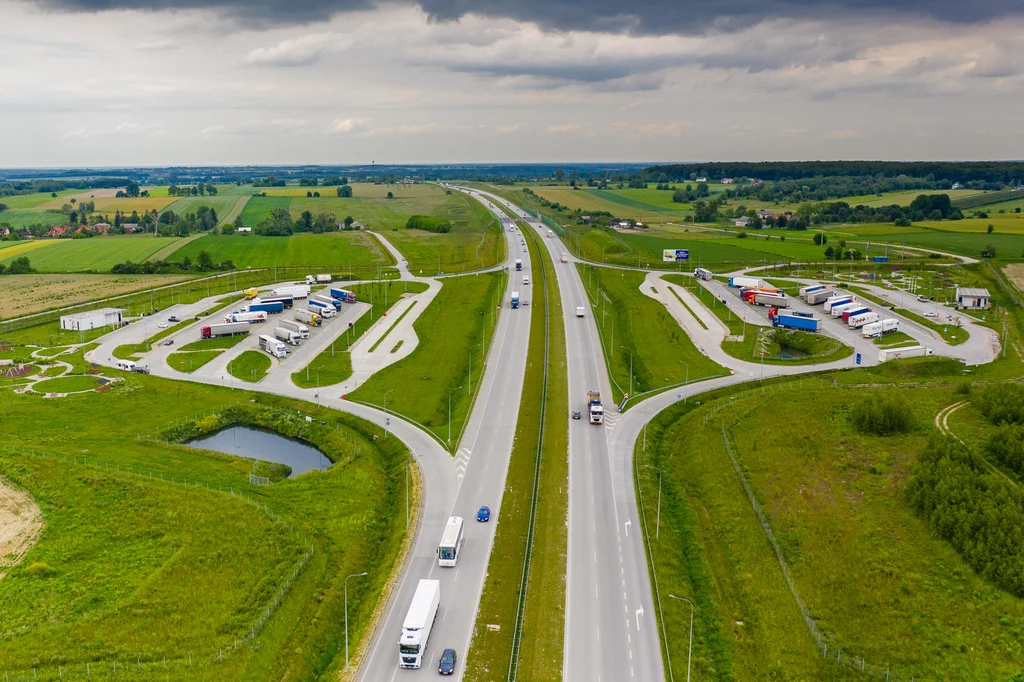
[635,606,644,631]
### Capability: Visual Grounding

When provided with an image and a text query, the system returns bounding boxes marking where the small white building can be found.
[236,226,252,233]
[695,177,707,183]
[955,287,991,310]
[721,178,734,184]
[60,307,126,331]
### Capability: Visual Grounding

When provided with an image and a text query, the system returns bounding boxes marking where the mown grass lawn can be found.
[166,350,222,373]
[31,375,104,393]
[179,334,248,351]
[227,350,272,382]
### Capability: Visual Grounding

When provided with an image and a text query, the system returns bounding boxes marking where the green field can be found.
[165,194,252,226]
[0,236,181,273]
[349,271,505,444]
[0,189,81,209]
[291,281,429,390]
[227,350,272,382]
[0,347,412,679]
[165,232,390,269]
[640,383,1024,681]
[577,265,725,404]
[0,208,68,229]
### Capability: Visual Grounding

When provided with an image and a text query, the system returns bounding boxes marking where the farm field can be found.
[0,273,191,319]
[0,208,68,229]
[0,347,412,680]
[166,232,389,269]
[840,188,987,207]
[0,236,180,272]
[165,194,251,225]
[641,381,1024,681]
[618,231,825,266]
[37,191,176,213]
[0,189,82,208]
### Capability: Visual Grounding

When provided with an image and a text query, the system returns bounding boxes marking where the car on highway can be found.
[157,322,168,328]
[523,276,530,285]
[168,316,179,322]
[924,311,938,317]
[163,340,174,346]
[476,506,490,522]
[438,648,457,675]
[572,411,581,420]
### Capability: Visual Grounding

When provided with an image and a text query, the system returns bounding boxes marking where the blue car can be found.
[477,506,490,522]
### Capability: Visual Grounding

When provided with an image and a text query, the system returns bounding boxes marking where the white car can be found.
[924,311,938,318]
[576,306,585,318]
[157,322,169,328]
[523,276,530,285]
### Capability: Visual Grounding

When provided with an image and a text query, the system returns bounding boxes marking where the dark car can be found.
[168,316,179,322]
[438,648,457,675]
[163,340,174,346]
[133,366,150,374]
[477,506,490,522]
[572,411,581,420]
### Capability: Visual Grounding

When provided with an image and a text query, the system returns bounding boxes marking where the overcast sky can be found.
[1,0,1022,165]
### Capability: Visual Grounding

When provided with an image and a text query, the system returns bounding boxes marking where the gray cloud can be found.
[25,0,1024,33]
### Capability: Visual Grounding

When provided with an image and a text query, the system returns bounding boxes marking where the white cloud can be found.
[244,33,347,67]
[271,118,308,128]
[328,118,369,133]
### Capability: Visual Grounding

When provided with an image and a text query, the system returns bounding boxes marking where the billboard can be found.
[662,249,690,262]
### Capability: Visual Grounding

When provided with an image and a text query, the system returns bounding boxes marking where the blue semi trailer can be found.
[770,308,821,331]
[247,302,285,315]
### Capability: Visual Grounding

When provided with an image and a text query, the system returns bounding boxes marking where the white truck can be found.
[848,311,879,328]
[547,229,554,237]
[515,259,522,271]
[258,334,288,358]
[399,579,440,669]
[294,308,322,326]
[862,318,899,337]
[278,319,309,339]
[587,390,603,425]
[561,253,568,263]
[878,345,933,362]
[830,301,861,318]
[273,285,310,300]
[274,327,301,346]
[575,306,585,318]
[305,274,332,284]
[308,300,337,318]
[227,311,267,324]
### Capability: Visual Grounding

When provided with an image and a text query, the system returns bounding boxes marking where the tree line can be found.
[636,161,1024,185]
[168,184,218,197]
[111,250,233,275]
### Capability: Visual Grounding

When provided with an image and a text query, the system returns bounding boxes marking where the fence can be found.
[0,442,316,680]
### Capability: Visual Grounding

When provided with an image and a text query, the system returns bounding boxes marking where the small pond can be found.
[186,425,331,477]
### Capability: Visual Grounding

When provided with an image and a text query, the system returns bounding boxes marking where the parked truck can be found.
[256,295,293,309]
[587,391,603,425]
[329,288,357,303]
[312,294,342,311]
[823,296,854,314]
[878,345,933,362]
[511,291,520,309]
[227,311,267,324]
[244,288,260,300]
[728,276,763,288]
[308,300,336,318]
[848,311,879,328]
[305,274,332,284]
[841,306,870,322]
[806,288,834,305]
[272,285,310,300]
[830,302,861,318]
[278,319,309,339]
[202,322,250,339]
[258,334,288,358]
[798,284,827,298]
[515,259,522,271]
[862,319,899,337]
[294,308,321,327]
[398,580,441,669]
[694,267,714,281]
[769,308,821,331]
[274,327,301,346]
[245,301,285,315]
[754,293,790,308]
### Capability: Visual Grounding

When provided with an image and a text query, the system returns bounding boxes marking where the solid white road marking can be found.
[635,605,645,631]
[443,607,448,621]
[624,519,631,537]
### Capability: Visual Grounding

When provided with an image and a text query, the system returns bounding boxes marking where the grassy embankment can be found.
[0,347,413,679]
[291,281,429,389]
[349,271,506,445]
[576,264,724,405]
[227,350,272,383]
[638,378,1024,681]
[466,220,568,680]
[662,275,854,365]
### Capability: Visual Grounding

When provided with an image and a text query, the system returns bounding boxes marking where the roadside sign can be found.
[662,249,690,262]
[856,353,862,366]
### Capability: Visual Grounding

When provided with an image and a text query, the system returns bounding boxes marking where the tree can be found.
[6,256,31,274]
[981,244,997,258]
[196,250,215,271]
[306,191,313,197]
[554,169,566,182]
[0,263,6,275]
[824,246,835,259]
[988,224,995,233]
[337,185,353,198]
[813,232,827,245]
[124,181,140,198]
[344,215,354,228]
[386,191,394,199]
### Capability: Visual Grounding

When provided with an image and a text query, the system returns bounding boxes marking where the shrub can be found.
[851,393,914,435]
[986,425,1024,475]
[26,562,52,577]
[976,384,1024,425]
[405,215,451,233]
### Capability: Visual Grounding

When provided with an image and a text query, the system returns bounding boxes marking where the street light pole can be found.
[621,346,633,397]
[315,365,324,407]
[643,464,662,540]
[668,594,695,682]
[345,572,368,669]
[448,385,465,448]
[383,389,394,438]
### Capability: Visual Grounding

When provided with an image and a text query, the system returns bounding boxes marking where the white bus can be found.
[437,516,465,567]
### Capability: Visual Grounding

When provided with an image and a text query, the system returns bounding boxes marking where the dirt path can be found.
[0,477,44,580]
[146,233,202,262]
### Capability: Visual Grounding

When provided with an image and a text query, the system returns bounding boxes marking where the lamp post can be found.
[668,594,695,682]
[643,464,662,540]
[315,365,324,407]
[383,389,394,437]
[621,346,633,397]
[345,572,368,669]
[448,385,465,448]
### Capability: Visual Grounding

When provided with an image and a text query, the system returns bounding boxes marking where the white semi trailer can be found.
[399,580,440,669]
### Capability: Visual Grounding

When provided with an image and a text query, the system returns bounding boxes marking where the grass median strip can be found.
[179,335,248,351]
[228,350,272,382]
[466,220,568,681]
[367,300,417,353]
[668,286,709,330]
[166,350,222,373]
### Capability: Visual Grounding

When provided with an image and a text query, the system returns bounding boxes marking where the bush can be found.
[986,425,1024,475]
[26,562,52,577]
[405,215,451,233]
[976,384,1024,425]
[851,393,914,435]
[981,244,997,258]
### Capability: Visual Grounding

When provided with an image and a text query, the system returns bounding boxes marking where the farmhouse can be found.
[733,216,750,227]
[60,307,126,332]
[45,226,69,238]
[695,177,707,183]
[955,287,991,310]
[0,227,9,237]
[756,210,776,220]
[123,223,140,233]
[951,182,963,190]
[92,222,111,234]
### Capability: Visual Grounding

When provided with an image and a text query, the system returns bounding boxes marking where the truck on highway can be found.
[329,288,357,303]
[587,391,604,425]
[511,291,520,309]
[258,334,288,358]
[272,285,310,300]
[861,318,899,337]
[806,288,834,305]
[547,229,554,237]
[399,579,441,669]
[202,322,250,339]
[694,267,714,281]
[799,284,827,298]
[305,274,332,284]
[823,296,854,314]
[312,294,342,311]
[244,288,260,300]
[294,308,321,326]
[308,300,336,318]
[575,306,585,317]
[515,259,522,271]
[437,516,465,567]
[227,311,267,324]
[754,292,789,308]
[848,311,879,328]
[561,253,568,263]
[769,308,821,331]
[728,276,763,289]
[256,295,293,309]
[878,345,933,362]
[278,319,309,339]
[841,306,870,322]
[245,301,285,315]
[274,327,301,346]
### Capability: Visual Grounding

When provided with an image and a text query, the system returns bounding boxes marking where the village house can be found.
[236,226,252,233]
[122,223,140,233]
[695,177,707,183]
[45,225,69,238]
[0,226,9,238]
[732,216,750,227]
[92,222,111,234]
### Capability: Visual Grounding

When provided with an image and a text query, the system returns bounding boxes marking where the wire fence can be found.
[0,440,316,681]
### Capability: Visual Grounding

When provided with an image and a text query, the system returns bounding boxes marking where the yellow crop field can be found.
[0,240,59,259]
[1005,264,1024,294]
[0,273,191,319]
[37,190,176,213]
